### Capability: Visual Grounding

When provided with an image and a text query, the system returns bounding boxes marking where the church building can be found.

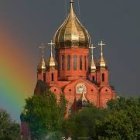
[36,0,116,112]
[21,0,116,139]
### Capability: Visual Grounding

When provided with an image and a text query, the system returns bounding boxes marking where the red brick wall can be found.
[57,48,89,80]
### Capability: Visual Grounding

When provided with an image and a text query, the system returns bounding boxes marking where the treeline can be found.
[0,109,20,140]
[21,90,140,140]
[64,97,140,140]
[1,92,140,140]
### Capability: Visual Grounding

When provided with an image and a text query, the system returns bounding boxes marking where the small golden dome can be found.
[47,40,57,68]
[48,56,56,68]
[46,56,57,70]
[37,57,46,71]
[98,41,106,68]
[89,44,96,72]
[99,56,106,67]
[54,1,91,48]
[90,60,96,71]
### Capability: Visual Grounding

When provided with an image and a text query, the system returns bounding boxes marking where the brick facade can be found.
[20,1,116,139]
[37,47,116,111]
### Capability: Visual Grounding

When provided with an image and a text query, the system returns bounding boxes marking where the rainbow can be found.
[0,24,35,121]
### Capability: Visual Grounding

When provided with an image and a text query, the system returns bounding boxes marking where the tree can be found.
[21,90,66,140]
[62,106,106,139]
[96,110,134,140]
[96,97,140,140]
[62,97,140,140]
[0,109,20,140]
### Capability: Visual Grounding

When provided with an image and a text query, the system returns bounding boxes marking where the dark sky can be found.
[0,0,140,98]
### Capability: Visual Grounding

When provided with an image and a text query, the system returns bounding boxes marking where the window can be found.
[80,56,82,70]
[51,73,54,81]
[61,55,65,70]
[85,56,87,70]
[43,73,46,82]
[73,55,77,70]
[92,76,95,82]
[67,55,70,70]
[102,73,105,82]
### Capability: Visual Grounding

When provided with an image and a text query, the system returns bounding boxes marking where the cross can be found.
[48,40,55,57]
[39,43,46,58]
[98,40,106,56]
[70,0,74,3]
[89,44,96,60]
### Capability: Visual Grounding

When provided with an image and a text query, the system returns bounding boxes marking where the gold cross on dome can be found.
[70,0,74,3]
[48,40,55,57]
[89,44,96,59]
[98,40,106,56]
[89,44,96,52]
[39,43,46,57]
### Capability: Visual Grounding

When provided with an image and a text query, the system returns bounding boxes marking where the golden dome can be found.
[54,1,91,48]
[98,41,106,68]
[47,40,57,68]
[89,44,96,72]
[48,56,56,68]
[37,57,46,72]
[99,56,106,67]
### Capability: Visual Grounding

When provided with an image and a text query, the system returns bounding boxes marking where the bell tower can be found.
[89,44,97,83]
[96,41,109,86]
[37,44,46,82]
[46,40,58,85]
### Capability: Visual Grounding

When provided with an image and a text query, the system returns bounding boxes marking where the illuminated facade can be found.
[21,0,116,139]
[36,1,116,113]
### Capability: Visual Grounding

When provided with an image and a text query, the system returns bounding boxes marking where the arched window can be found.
[67,55,70,70]
[43,73,46,82]
[92,76,95,82]
[73,55,77,70]
[80,56,82,70]
[61,55,64,70]
[102,73,105,82]
[85,56,87,70]
[51,73,54,81]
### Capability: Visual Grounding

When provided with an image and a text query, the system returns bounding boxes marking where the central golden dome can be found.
[54,1,91,49]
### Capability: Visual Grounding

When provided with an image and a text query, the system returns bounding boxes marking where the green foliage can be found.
[103,97,140,140]
[62,97,140,140]
[97,97,140,140]
[22,92,140,140]
[62,106,106,139]
[0,109,20,140]
[97,110,134,140]
[59,94,67,117]
[22,90,66,140]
